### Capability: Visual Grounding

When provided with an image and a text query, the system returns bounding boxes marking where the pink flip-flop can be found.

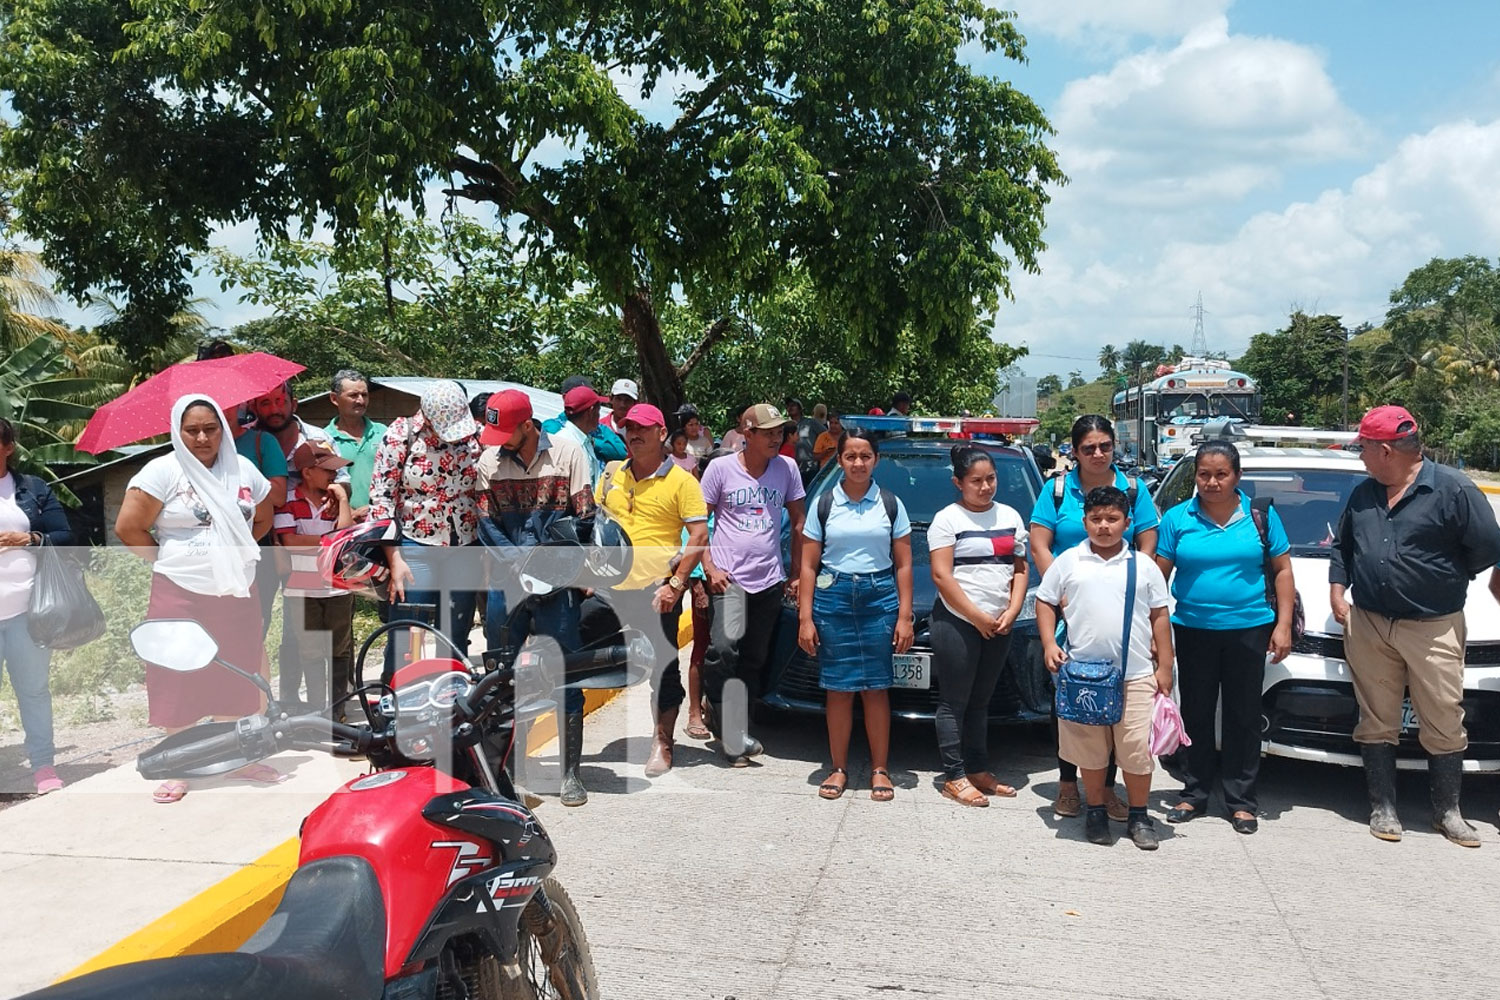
[33,766,64,795]
[153,780,189,803]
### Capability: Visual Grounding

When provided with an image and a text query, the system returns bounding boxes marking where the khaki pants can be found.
[1058,675,1159,774]
[1345,605,1467,754]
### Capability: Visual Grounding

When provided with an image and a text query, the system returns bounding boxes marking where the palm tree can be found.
[1097,343,1120,376]
[0,334,110,501]
[0,247,71,354]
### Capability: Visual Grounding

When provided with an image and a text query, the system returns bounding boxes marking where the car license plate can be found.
[1401,697,1420,733]
[892,652,931,690]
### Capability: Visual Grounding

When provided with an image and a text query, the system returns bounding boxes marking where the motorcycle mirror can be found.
[130,619,219,672]
[518,542,587,594]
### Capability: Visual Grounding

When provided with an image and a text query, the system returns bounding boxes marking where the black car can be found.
[762,438,1054,722]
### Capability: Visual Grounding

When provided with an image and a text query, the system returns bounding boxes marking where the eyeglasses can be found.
[1078,441,1115,456]
[1345,443,1364,455]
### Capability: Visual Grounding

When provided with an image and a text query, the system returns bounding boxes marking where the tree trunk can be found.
[621,288,685,416]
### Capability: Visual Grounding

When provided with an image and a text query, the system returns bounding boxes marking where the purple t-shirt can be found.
[699,453,806,594]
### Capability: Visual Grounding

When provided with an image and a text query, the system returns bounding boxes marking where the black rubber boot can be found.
[1360,743,1402,842]
[1429,751,1479,847]
[560,712,588,807]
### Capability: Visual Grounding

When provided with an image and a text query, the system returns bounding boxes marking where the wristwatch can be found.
[665,576,686,592]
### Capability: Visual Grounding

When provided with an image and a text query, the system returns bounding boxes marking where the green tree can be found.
[1065,370,1086,390]
[1036,374,1063,398]
[1,0,1063,414]
[1368,256,1500,443]
[1235,312,1352,426]
[1121,340,1168,377]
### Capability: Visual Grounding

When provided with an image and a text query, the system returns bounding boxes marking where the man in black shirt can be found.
[1330,405,1500,846]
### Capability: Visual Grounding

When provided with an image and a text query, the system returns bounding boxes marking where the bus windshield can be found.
[1159,392,1259,421]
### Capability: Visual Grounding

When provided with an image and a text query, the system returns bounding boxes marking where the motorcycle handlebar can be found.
[138,727,254,780]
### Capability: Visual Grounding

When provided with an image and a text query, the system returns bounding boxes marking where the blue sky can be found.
[980,0,1500,377]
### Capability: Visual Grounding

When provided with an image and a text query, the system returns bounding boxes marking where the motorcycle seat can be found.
[18,855,386,1000]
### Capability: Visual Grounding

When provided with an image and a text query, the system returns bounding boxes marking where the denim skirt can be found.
[813,569,899,692]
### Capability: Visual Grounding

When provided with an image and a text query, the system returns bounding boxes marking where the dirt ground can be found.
[0,687,158,808]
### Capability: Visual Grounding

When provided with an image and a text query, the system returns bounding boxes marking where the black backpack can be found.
[1053,472,1138,512]
[1248,496,1306,641]
[814,486,900,540]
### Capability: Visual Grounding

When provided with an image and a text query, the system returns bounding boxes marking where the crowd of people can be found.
[5,362,1500,855]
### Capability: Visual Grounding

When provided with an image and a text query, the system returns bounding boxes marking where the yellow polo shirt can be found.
[597,456,708,589]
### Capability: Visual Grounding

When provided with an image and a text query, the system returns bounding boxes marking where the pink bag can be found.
[1150,691,1193,756]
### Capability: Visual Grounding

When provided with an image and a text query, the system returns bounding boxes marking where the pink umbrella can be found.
[76,352,306,454]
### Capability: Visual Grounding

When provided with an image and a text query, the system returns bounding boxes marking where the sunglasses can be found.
[1078,441,1115,456]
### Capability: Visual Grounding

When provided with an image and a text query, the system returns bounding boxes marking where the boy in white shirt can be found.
[1036,485,1174,849]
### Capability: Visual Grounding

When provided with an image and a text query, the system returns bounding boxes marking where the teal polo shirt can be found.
[1157,490,1289,630]
[326,417,387,509]
[803,479,911,574]
[234,429,288,481]
[1028,467,1160,554]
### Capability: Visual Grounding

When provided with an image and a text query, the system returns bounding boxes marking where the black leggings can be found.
[1173,622,1271,814]
[929,601,1012,781]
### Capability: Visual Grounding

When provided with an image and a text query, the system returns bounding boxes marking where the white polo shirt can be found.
[1036,540,1168,679]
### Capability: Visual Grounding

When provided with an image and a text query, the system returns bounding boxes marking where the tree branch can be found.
[676,316,733,380]
[666,74,735,139]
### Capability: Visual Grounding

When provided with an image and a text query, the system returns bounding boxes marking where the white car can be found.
[1152,447,1500,772]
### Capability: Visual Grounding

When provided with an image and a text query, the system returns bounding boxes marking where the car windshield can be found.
[1156,462,1365,555]
[810,448,1041,526]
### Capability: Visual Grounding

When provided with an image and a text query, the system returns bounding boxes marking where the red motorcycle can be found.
[21,528,646,1000]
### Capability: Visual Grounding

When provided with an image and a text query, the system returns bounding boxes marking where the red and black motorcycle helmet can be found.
[318,519,400,598]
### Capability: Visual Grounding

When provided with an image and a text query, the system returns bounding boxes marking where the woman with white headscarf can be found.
[116,395,274,802]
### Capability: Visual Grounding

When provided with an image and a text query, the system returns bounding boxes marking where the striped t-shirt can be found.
[926,501,1029,621]
[274,487,341,597]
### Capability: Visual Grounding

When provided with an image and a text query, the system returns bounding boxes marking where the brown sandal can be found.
[942,777,989,807]
[818,767,848,800]
[966,772,1016,798]
[870,768,895,802]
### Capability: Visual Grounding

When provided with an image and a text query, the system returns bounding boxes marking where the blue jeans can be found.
[0,614,54,769]
[485,588,584,715]
[384,539,479,680]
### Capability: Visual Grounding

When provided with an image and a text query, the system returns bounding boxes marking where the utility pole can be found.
[1341,329,1349,430]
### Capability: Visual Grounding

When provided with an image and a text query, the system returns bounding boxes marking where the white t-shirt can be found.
[926,501,1028,622]
[0,475,36,621]
[1036,541,1168,679]
[128,454,271,595]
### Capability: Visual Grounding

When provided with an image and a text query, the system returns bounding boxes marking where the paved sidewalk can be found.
[539,686,1500,1000]
[0,751,364,997]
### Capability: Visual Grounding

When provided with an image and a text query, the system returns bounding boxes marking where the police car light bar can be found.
[840,415,1041,436]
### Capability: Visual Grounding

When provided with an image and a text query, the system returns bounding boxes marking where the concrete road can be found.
[536,686,1500,1000]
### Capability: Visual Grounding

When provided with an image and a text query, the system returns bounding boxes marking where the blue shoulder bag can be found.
[1054,550,1135,727]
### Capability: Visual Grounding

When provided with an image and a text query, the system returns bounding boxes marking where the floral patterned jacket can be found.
[368,414,480,545]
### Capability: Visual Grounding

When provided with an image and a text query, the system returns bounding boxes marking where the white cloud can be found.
[1010,0,1234,45]
[1002,117,1500,372]
[1054,17,1368,206]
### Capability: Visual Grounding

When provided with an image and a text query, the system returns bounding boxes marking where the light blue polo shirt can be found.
[1028,467,1160,555]
[1157,490,1289,630]
[803,479,911,574]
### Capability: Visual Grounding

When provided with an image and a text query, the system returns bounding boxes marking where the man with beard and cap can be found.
[476,389,598,805]
[542,376,626,474]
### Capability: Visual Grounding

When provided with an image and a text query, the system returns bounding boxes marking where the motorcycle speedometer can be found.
[429,672,471,709]
[395,681,432,713]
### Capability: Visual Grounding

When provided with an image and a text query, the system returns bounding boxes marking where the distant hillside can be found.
[1036,376,1119,440]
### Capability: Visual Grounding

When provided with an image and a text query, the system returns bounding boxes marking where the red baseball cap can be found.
[1357,405,1419,442]
[481,389,533,446]
[563,384,609,414]
[622,403,666,428]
